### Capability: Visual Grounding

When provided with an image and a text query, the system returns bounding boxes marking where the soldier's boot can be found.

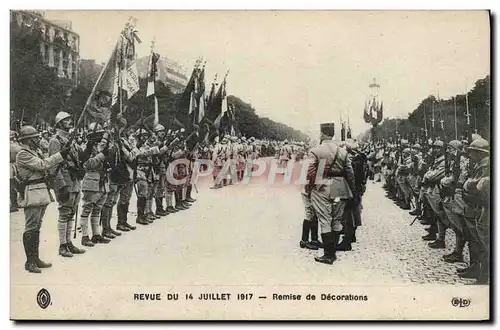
[155,198,168,216]
[443,251,463,263]
[100,207,116,239]
[81,236,95,247]
[58,244,73,258]
[107,207,122,237]
[23,231,41,274]
[428,239,445,249]
[34,231,52,269]
[314,232,338,265]
[299,220,318,250]
[174,191,187,211]
[351,227,357,243]
[409,206,422,216]
[458,242,481,277]
[66,220,85,254]
[57,220,72,257]
[91,234,111,244]
[309,220,323,248]
[116,204,131,232]
[186,185,196,203]
[122,203,136,230]
[67,241,85,254]
[150,199,161,219]
[166,206,177,214]
[136,198,149,225]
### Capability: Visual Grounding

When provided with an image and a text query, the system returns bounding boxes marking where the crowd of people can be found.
[9,110,310,274]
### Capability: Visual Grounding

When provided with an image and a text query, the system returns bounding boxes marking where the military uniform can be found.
[306,125,355,265]
[48,112,86,257]
[211,138,226,188]
[422,141,447,248]
[80,129,112,246]
[16,126,68,273]
[459,138,490,283]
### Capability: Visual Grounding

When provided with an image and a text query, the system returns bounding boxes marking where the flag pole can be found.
[453,96,458,140]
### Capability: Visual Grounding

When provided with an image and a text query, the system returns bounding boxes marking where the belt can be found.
[26,178,46,185]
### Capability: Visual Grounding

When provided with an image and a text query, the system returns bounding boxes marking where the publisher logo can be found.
[451,297,470,308]
[36,288,51,309]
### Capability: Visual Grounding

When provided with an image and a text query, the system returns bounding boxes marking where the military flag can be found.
[145,43,160,126]
[82,19,141,124]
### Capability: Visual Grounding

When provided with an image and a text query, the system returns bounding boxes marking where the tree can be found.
[10,24,68,127]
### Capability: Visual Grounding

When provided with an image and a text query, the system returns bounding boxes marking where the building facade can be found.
[10,10,80,87]
[136,56,189,94]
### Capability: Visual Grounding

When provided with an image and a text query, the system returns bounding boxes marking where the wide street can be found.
[10,158,477,287]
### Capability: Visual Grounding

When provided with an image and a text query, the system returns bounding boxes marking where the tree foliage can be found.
[365,75,490,143]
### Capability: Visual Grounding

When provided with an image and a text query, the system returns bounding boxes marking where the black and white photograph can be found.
[8,9,491,320]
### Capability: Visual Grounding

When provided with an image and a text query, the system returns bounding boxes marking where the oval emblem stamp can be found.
[36,288,51,309]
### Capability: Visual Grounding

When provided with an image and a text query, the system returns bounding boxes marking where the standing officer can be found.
[48,111,86,257]
[306,123,355,265]
[16,125,70,273]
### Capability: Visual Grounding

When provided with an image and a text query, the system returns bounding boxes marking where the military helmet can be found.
[136,128,149,137]
[413,143,422,150]
[403,148,411,153]
[433,140,444,148]
[447,140,463,151]
[400,139,409,146]
[153,124,165,133]
[55,111,71,126]
[468,138,489,154]
[471,133,482,141]
[18,125,40,141]
[242,136,247,141]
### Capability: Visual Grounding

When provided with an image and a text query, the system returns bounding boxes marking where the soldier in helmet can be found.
[459,138,490,284]
[439,140,469,263]
[278,139,292,175]
[152,124,169,217]
[16,125,71,273]
[48,111,87,257]
[306,123,355,265]
[132,127,169,224]
[10,130,22,212]
[421,140,448,249]
[211,135,226,189]
[79,123,115,245]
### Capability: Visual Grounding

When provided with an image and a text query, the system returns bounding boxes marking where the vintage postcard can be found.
[9,10,490,320]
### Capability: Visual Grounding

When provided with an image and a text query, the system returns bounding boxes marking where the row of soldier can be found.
[365,135,490,285]
[11,111,200,273]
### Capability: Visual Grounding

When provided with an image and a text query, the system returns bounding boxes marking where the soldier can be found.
[299,152,322,251]
[103,131,137,233]
[395,147,413,210]
[152,124,169,216]
[306,124,355,265]
[278,140,292,175]
[211,136,225,189]
[460,138,490,284]
[440,140,468,263]
[48,111,87,257]
[133,128,160,225]
[337,139,366,250]
[16,125,70,273]
[408,143,424,216]
[79,123,114,245]
[422,140,447,249]
[10,131,22,212]
[39,130,50,156]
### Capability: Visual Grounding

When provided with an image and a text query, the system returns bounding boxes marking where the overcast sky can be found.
[45,10,490,138]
